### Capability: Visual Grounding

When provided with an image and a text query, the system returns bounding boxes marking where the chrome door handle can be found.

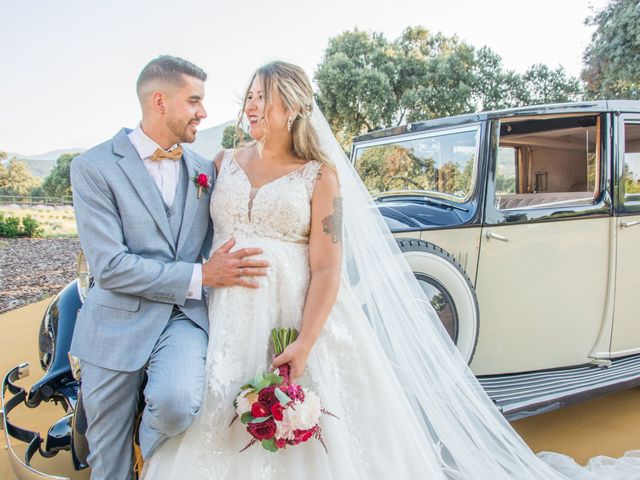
[485,231,509,242]
[620,220,640,229]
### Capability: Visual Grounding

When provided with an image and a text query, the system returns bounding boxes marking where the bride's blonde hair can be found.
[236,61,333,169]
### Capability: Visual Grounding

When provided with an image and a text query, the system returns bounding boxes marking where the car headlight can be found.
[76,250,91,302]
[68,352,82,381]
[39,296,59,371]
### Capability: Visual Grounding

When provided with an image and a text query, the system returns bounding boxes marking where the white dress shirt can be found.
[128,125,203,300]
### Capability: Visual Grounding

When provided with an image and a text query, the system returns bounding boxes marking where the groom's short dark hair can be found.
[136,55,207,96]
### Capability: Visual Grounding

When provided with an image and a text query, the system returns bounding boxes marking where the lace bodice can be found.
[210,150,322,247]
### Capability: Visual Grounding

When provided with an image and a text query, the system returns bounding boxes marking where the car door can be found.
[471,113,612,375]
[610,115,640,355]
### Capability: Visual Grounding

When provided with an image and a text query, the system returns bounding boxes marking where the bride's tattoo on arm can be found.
[321,196,343,243]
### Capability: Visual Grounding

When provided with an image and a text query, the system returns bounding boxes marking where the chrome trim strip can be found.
[611,346,640,357]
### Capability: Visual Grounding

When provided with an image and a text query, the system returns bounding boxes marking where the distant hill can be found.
[1,148,85,178]
[21,158,58,178]
[189,120,234,158]
[27,148,85,161]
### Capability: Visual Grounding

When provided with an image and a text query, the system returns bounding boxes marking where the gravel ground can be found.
[0,237,81,313]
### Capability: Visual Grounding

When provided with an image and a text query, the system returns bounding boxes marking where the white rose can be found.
[282,400,303,429]
[235,389,253,417]
[297,391,321,429]
[275,420,295,440]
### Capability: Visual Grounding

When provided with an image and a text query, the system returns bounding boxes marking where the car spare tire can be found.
[397,239,479,364]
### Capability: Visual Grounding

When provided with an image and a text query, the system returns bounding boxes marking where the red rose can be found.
[251,402,269,418]
[247,418,277,440]
[271,402,284,421]
[275,437,287,449]
[258,386,280,408]
[292,428,315,445]
[197,173,209,187]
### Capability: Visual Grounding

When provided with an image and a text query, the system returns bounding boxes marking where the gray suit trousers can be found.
[80,312,208,480]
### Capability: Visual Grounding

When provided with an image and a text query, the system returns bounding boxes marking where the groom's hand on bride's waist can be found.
[202,238,269,289]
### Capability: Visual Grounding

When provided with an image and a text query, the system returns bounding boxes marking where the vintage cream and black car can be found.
[3,100,640,479]
[352,100,640,419]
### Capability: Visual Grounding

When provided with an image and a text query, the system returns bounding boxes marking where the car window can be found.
[495,115,600,210]
[353,126,480,202]
[621,122,640,205]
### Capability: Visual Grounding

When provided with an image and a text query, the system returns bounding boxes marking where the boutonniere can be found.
[191,172,211,199]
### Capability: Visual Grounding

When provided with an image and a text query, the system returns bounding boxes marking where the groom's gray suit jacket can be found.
[70,128,214,372]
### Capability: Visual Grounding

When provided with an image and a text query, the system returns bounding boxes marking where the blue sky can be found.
[0,0,607,155]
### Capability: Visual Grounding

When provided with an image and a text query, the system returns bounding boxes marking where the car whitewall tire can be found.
[397,239,479,364]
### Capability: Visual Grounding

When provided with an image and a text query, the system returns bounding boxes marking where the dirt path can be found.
[0,238,81,313]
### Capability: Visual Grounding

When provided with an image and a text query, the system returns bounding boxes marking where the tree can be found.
[221,125,251,149]
[394,27,477,122]
[582,0,640,99]
[316,27,583,146]
[42,153,79,198]
[315,27,480,143]
[0,151,8,183]
[522,64,582,105]
[472,47,529,110]
[0,158,41,196]
[315,29,398,144]
[0,163,7,192]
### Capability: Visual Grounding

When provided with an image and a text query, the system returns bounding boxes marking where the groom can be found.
[70,55,267,480]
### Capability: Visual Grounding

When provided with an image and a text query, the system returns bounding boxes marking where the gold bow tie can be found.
[151,146,183,161]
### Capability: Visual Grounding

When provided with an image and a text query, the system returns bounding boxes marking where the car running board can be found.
[478,354,640,421]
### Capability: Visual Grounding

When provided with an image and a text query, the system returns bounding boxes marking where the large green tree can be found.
[314,29,397,143]
[315,27,479,142]
[522,64,582,105]
[316,27,582,146]
[472,47,527,111]
[41,153,79,198]
[394,27,477,122]
[0,158,41,196]
[221,125,251,149]
[582,0,640,99]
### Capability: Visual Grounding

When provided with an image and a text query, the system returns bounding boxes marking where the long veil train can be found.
[313,104,640,480]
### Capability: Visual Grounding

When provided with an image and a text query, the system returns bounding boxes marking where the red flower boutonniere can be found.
[191,172,211,199]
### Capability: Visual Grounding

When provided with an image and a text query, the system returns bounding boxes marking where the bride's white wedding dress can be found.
[143,141,640,479]
[143,151,451,479]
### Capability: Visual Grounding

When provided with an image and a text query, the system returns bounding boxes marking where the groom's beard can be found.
[167,117,199,143]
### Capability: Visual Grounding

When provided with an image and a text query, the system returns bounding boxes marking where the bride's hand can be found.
[271,339,312,381]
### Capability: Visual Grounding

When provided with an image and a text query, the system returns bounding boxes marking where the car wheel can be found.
[397,239,479,364]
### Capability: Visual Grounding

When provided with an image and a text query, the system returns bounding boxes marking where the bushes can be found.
[22,215,44,237]
[0,213,44,238]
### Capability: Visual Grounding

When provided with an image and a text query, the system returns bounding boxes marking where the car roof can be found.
[352,100,640,144]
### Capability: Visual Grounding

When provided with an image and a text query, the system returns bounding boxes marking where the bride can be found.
[142,61,639,479]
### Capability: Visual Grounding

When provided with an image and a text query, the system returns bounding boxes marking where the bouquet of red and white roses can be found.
[231,328,336,453]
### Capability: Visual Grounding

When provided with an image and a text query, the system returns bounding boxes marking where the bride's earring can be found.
[287,116,293,132]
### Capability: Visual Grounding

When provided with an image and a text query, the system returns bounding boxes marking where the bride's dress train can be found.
[143,145,640,479]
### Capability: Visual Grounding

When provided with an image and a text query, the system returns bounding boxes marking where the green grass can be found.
[0,206,77,237]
